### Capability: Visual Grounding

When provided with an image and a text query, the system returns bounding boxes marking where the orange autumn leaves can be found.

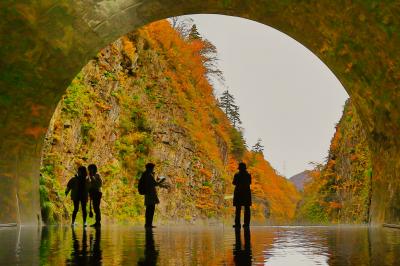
[126,20,301,221]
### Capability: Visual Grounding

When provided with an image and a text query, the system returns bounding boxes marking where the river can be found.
[1,225,400,265]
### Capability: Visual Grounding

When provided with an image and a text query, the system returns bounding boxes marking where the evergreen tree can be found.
[252,138,264,153]
[170,18,224,86]
[219,90,235,116]
[219,90,242,129]
[231,104,242,128]
[188,24,201,40]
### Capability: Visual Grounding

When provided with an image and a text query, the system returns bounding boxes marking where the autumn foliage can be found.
[296,100,372,224]
[40,19,300,224]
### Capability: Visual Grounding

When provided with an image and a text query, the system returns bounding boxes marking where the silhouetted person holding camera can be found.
[88,164,103,227]
[66,166,90,226]
[140,163,166,228]
[233,162,252,228]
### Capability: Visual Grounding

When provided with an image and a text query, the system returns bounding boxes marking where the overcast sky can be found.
[186,14,349,178]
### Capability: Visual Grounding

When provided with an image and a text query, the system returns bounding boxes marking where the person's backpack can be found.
[138,174,146,195]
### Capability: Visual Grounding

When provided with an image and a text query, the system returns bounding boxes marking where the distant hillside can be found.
[296,99,372,224]
[289,171,311,191]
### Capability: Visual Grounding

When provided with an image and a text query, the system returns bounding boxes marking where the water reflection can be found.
[233,228,252,265]
[2,225,400,265]
[138,229,158,266]
[264,227,329,265]
[65,227,102,265]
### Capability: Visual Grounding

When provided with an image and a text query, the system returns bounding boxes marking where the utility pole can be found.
[282,161,286,178]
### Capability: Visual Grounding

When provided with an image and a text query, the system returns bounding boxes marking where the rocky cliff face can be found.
[40,20,299,224]
[296,99,372,223]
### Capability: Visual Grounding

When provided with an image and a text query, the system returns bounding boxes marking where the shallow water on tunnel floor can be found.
[1,225,400,265]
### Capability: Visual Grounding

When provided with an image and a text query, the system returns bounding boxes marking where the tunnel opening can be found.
[37,15,370,227]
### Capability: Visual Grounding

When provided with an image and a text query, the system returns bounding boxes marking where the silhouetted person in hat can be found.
[233,162,252,228]
[88,164,103,227]
[66,166,90,226]
[141,163,165,228]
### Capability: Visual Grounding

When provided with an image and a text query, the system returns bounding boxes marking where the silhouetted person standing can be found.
[88,164,103,227]
[66,166,90,226]
[141,163,165,228]
[233,162,252,228]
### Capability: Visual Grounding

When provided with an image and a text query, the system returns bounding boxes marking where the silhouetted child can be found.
[141,163,165,228]
[88,164,102,227]
[65,166,90,226]
[233,162,252,228]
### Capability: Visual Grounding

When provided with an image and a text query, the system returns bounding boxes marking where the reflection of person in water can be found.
[67,227,102,265]
[138,229,158,266]
[233,228,252,266]
[89,228,102,265]
[68,227,88,265]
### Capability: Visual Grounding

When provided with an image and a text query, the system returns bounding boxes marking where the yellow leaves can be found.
[122,36,136,62]
[124,132,147,144]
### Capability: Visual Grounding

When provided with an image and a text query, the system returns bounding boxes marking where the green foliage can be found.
[229,128,246,161]
[62,73,92,117]
[202,181,212,187]
[130,107,149,132]
[39,164,57,224]
[299,201,329,224]
[81,122,94,143]
[103,71,117,80]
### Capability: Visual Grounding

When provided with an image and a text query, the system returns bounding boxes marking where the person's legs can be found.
[235,205,241,227]
[243,206,251,227]
[81,199,87,225]
[145,204,156,227]
[93,192,102,225]
[72,200,79,224]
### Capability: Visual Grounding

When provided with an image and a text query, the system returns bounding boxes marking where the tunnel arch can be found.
[0,0,399,224]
